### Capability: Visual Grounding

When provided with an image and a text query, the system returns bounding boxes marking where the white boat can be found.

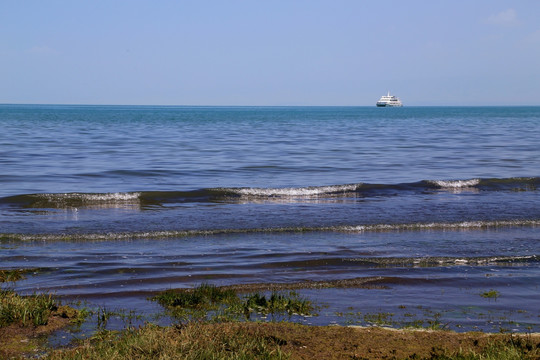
[376,92,403,107]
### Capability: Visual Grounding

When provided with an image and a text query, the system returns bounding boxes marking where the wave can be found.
[343,255,539,267]
[2,219,540,242]
[0,192,142,209]
[425,179,481,188]
[220,184,363,197]
[1,176,538,209]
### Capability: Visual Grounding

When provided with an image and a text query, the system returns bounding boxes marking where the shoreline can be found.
[4,321,540,359]
[2,271,540,358]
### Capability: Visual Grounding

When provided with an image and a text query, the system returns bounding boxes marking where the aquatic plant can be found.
[0,268,41,284]
[152,284,314,321]
[480,289,500,299]
[241,291,313,317]
[153,283,237,309]
[363,312,395,326]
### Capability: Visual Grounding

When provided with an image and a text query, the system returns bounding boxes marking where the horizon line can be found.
[2,103,539,108]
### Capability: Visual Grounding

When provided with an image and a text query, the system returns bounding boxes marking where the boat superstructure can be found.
[376,92,403,107]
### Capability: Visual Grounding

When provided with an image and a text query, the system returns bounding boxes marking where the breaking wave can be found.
[2,219,540,242]
[221,184,363,197]
[427,179,481,188]
[0,192,142,209]
[344,255,539,267]
[0,176,538,209]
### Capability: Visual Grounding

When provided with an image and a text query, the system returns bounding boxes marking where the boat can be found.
[376,92,403,107]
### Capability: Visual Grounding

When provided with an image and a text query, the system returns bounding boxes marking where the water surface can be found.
[1,105,539,332]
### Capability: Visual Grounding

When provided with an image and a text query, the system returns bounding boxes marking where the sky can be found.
[1,1,540,106]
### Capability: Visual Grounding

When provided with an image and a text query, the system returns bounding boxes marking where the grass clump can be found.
[154,283,237,309]
[426,336,540,359]
[153,283,314,321]
[241,291,313,318]
[1,268,60,328]
[0,289,57,327]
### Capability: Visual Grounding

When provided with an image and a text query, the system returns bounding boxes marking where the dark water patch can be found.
[218,277,393,291]
[260,257,361,269]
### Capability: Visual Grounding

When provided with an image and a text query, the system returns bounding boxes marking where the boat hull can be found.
[376,103,402,107]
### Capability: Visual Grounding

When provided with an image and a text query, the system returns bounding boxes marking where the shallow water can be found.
[1,105,539,332]
[3,227,539,331]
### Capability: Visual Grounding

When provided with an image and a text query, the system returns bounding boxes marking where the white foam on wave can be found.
[429,179,481,188]
[230,184,362,197]
[340,219,540,232]
[33,193,141,207]
[9,220,540,242]
[36,193,141,201]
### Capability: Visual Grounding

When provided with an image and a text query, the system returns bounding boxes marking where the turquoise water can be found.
[2,105,538,194]
[1,105,539,332]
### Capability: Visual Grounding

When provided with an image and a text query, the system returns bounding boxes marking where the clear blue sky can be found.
[1,1,539,106]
